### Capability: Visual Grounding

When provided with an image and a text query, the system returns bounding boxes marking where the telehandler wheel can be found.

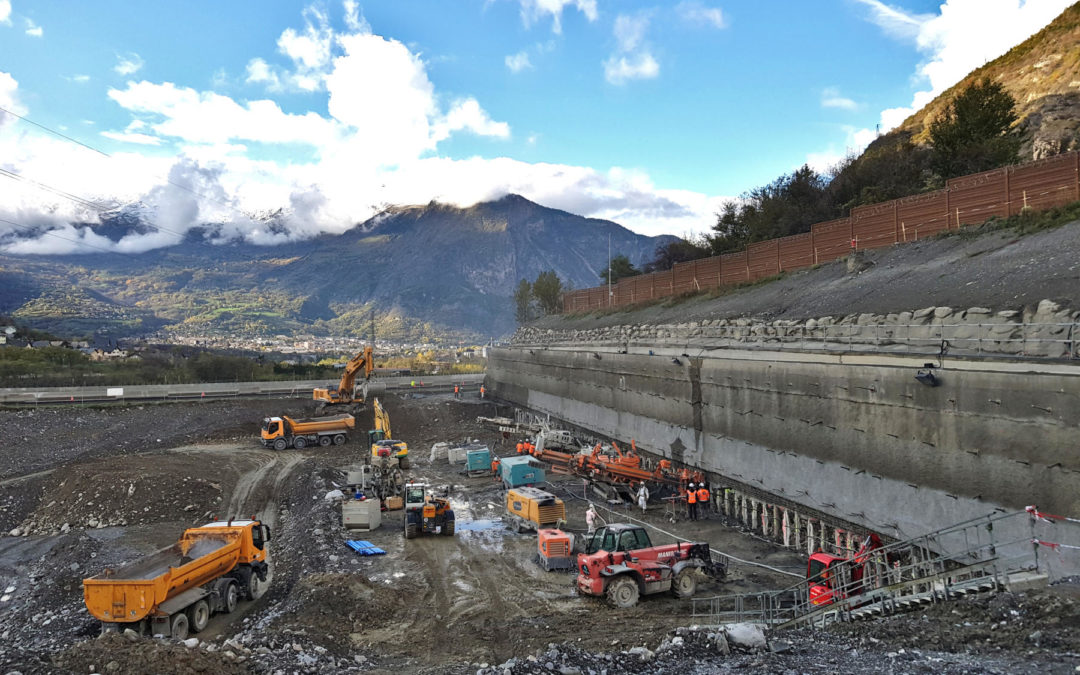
[319,436,332,447]
[333,434,346,446]
[170,612,190,640]
[405,523,418,539]
[605,576,640,608]
[222,580,239,613]
[188,600,210,633]
[443,519,455,536]
[672,568,697,598]
[293,437,307,450]
[273,439,287,451]
[399,456,411,469]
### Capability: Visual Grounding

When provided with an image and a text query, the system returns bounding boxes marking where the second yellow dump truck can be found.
[83,519,271,639]
[505,487,566,533]
[261,414,355,450]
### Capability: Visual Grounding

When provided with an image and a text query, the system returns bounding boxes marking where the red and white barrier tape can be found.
[1026,505,1080,524]
[1032,539,1080,551]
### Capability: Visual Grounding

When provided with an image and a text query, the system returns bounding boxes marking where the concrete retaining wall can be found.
[487,346,1080,544]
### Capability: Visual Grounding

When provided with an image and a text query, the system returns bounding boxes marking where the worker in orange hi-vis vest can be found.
[516,441,524,454]
[696,484,711,518]
[491,456,501,480]
[686,482,698,521]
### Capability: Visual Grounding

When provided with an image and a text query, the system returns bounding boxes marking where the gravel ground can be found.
[534,219,1080,331]
[0,394,1077,674]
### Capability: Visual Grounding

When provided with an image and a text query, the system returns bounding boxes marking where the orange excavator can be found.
[313,346,375,416]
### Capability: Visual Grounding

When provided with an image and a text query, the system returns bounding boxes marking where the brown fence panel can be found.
[613,276,633,306]
[897,189,948,240]
[947,167,1008,227]
[851,201,897,250]
[1008,151,1078,214]
[695,256,722,289]
[672,261,697,295]
[810,217,851,263]
[747,240,779,280]
[778,232,813,271]
[720,250,748,285]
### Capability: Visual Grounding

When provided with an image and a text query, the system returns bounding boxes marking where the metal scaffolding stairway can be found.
[691,509,1076,630]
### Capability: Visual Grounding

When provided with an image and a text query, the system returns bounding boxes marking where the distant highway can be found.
[0,373,485,405]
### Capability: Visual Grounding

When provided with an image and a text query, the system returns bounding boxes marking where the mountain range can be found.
[0,195,673,341]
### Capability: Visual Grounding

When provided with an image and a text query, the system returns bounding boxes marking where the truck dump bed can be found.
[84,530,242,623]
[285,414,355,434]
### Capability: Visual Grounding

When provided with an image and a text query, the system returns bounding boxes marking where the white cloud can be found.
[69,74,91,84]
[859,0,1074,134]
[114,53,144,76]
[0,4,727,254]
[0,1,10,25]
[604,14,659,85]
[24,18,41,37]
[245,58,282,91]
[505,51,533,73]
[0,71,26,130]
[518,0,598,34]
[821,87,859,111]
[343,0,367,32]
[676,1,726,29]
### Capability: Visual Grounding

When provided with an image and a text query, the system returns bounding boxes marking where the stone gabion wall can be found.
[514,299,1080,359]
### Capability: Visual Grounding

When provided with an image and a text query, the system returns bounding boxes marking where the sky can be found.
[0,0,1074,254]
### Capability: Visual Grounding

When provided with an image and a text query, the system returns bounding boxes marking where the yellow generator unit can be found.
[505,487,565,533]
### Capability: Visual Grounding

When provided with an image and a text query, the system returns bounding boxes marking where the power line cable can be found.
[0,106,109,157]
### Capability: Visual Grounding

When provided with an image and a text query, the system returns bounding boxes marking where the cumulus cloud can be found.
[0,3,727,254]
[0,71,26,128]
[505,51,533,73]
[0,0,10,25]
[676,1,726,29]
[24,18,41,37]
[604,14,659,85]
[821,87,859,111]
[114,53,144,76]
[518,0,597,33]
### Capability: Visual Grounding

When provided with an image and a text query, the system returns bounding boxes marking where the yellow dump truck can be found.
[83,519,271,639]
[505,487,566,533]
[261,414,355,450]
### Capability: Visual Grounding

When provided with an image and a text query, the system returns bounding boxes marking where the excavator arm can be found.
[313,346,374,407]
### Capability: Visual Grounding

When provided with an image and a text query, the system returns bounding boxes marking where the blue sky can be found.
[0,0,1073,251]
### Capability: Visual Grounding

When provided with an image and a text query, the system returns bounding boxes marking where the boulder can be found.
[724,623,766,651]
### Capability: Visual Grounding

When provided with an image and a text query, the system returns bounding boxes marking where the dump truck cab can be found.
[261,417,286,443]
[403,483,455,539]
[576,523,725,608]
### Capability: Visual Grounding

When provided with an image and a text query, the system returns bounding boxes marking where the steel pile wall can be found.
[562,151,1080,312]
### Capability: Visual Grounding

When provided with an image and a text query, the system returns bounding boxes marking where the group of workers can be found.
[684,481,711,520]
[515,439,536,455]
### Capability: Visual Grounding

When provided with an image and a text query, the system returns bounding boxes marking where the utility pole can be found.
[608,233,612,307]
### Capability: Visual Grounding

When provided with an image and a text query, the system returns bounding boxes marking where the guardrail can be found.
[0,373,486,406]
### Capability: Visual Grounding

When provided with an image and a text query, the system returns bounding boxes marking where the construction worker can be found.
[491,456,501,480]
[696,483,711,518]
[516,440,524,454]
[454,384,460,398]
[586,503,598,534]
[686,482,698,521]
[636,483,650,514]
[479,385,485,398]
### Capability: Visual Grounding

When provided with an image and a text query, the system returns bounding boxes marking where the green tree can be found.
[643,235,711,273]
[827,134,934,211]
[598,254,641,284]
[513,278,533,324]
[929,78,1021,180]
[531,270,564,315]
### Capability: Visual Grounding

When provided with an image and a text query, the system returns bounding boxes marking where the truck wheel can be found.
[293,437,307,450]
[405,523,418,539]
[399,456,411,469]
[188,600,210,633]
[248,570,267,600]
[333,434,346,445]
[273,438,287,451]
[319,435,332,447]
[672,568,697,598]
[605,576,640,608]
[170,612,189,640]
[222,580,239,613]
[443,519,455,536]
